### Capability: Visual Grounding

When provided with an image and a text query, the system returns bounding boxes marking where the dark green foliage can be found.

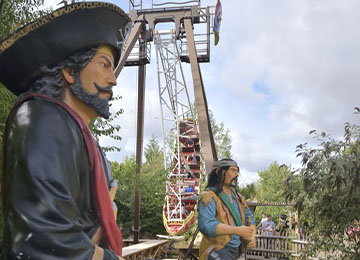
[285,111,360,259]
[140,136,167,235]
[138,161,167,236]
[237,182,256,200]
[144,135,163,164]
[112,158,136,237]
[0,86,16,138]
[0,0,49,40]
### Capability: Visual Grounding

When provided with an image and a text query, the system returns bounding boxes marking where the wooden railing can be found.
[247,229,296,259]
[126,231,310,259]
[291,233,310,258]
[122,239,169,260]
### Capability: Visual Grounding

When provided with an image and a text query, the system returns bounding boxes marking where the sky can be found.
[43,0,360,185]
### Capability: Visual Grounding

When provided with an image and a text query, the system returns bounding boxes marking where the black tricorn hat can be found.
[0,2,131,96]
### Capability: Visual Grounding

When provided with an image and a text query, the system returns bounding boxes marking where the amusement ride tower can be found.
[117,0,219,241]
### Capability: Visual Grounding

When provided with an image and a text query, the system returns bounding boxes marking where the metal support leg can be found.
[134,53,146,244]
[184,18,217,175]
[116,17,146,244]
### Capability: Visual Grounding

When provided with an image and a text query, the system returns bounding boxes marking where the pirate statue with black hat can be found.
[198,159,256,260]
[0,2,131,259]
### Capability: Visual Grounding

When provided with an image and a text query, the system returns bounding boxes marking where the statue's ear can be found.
[62,68,75,84]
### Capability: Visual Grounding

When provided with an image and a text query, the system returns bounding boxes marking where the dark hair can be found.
[206,158,235,191]
[280,214,287,220]
[19,47,98,100]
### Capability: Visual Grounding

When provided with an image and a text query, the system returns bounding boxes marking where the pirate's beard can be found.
[230,176,238,188]
[70,71,113,119]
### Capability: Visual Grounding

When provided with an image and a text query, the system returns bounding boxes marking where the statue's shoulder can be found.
[199,189,217,207]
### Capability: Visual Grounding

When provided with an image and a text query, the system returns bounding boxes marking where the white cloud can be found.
[42,0,61,9]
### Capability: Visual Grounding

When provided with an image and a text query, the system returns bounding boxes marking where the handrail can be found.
[122,240,168,259]
[130,0,200,10]
[153,0,199,6]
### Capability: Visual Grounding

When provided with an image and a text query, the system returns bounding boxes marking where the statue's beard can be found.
[70,72,113,119]
[230,176,238,188]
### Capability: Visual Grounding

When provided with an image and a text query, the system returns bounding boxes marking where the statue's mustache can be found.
[94,82,113,100]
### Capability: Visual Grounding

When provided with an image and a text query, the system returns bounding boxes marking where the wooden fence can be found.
[120,231,311,259]
[291,233,310,258]
[247,229,296,259]
[174,229,310,260]
[122,239,169,260]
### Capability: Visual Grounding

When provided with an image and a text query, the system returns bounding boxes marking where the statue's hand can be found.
[247,225,257,249]
[236,226,253,242]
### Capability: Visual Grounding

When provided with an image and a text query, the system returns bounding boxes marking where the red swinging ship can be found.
[163,120,202,235]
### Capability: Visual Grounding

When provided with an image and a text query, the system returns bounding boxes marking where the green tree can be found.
[139,135,167,235]
[112,136,167,238]
[237,182,256,200]
[0,88,15,140]
[138,160,167,236]
[254,162,291,225]
[285,116,360,259]
[256,162,289,202]
[191,104,232,159]
[112,157,136,237]
[144,135,163,165]
[0,0,48,39]
[209,110,232,159]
